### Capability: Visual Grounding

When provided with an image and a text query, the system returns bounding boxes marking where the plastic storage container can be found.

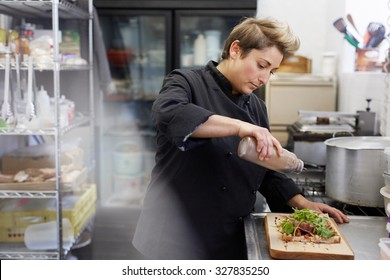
[237,136,304,174]
[378,238,390,260]
[113,142,143,176]
[113,174,143,199]
[24,218,74,250]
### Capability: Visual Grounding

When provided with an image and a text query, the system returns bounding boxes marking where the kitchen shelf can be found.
[0,0,89,20]
[0,166,90,195]
[0,0,95,260]
[0,190,57,198]
[0,63,91,72]
[0,114,91,135]
[0,215,94,260]
[0,184,96,260]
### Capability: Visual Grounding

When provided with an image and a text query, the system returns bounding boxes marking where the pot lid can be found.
[324,136,390,150]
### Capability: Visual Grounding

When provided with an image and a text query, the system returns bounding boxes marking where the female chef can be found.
[133,17,349,260]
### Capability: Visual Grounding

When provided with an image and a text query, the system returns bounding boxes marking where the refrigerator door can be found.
[98,10,172,100]
[174,10,256,68]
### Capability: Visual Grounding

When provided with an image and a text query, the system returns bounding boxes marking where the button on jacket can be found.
[133,61,302,259]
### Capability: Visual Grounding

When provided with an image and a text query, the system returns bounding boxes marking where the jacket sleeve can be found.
[259,170,304,213]
[152,70,214,151]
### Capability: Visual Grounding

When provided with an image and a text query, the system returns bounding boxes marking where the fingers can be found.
[318,204,350,224]
[255,132,276,160]
[236,122,282,160]
[271,135,283,156]
[332,209,350,224]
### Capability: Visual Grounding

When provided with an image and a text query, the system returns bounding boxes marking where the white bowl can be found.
[380,186,390,216]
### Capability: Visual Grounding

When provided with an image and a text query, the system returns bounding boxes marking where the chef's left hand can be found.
[288,195,349,224]
[306,200,349,224]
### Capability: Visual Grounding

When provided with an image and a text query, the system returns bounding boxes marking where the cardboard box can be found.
[0,184,96,242]
[1,143,84,175]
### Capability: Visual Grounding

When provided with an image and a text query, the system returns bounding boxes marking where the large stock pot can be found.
[324,136,390,207]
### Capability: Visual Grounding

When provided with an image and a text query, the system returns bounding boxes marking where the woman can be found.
[133,17,349,260]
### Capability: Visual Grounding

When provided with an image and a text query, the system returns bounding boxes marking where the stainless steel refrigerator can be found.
[95,0,256,206]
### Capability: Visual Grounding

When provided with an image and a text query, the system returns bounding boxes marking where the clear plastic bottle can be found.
[193,33,206,66]
[237,136,304,174]
[36,85,52,128]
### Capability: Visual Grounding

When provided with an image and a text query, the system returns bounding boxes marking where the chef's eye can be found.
[258,63,265,69]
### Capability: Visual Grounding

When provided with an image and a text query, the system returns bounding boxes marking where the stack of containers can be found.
[112,140,144,201]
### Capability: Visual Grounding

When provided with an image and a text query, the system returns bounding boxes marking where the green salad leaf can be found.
[279,208,335,239]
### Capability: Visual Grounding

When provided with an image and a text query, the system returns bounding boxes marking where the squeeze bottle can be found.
[36,85,52,127]
[237,136,304,174]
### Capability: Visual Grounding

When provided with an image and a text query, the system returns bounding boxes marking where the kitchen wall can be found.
[257,0,390,136]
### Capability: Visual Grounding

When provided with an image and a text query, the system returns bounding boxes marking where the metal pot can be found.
[324,136,390,207]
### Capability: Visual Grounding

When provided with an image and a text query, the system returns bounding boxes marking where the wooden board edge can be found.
[328,217,355,259]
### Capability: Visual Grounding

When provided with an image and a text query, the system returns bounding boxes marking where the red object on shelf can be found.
[107,49,135,66]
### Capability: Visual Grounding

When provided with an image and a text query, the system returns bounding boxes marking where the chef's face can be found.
[229,42,283,94]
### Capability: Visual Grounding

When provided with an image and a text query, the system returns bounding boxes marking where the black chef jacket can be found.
[133,61,302,260]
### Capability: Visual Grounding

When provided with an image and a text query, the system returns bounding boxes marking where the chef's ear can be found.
[229,40,241,59]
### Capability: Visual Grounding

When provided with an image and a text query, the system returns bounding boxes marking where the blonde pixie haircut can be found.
[220,17,300,61]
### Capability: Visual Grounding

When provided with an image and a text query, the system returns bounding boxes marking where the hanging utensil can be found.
[1,53,15,126]
[333,17,363,48]
[365,23,385,48]
[14,53,22,100]
[346,14,361,36]
[25,55,36,122]
[364,22,385,48]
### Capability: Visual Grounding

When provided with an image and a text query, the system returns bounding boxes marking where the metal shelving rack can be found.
[0,0,94,260]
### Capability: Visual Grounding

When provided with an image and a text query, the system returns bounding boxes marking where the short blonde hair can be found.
[220,17,300,60]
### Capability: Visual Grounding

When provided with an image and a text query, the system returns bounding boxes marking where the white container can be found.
[113,174,143,199]
[37,86,50,117]
[378,238,390,260]
[322,52,337,76]
[113,142,143,176]
[380,186,390,216]
[37,85,53,128]
[205,30,221,62]
[24,218,74,250]
[385,147,390,173]
[193,33,207,66]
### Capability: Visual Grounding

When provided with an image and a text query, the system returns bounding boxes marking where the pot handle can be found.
[332,131,354,138]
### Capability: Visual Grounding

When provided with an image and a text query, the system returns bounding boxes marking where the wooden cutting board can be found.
[264,213,355,260]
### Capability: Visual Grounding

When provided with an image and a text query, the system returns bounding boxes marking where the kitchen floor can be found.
[71,205,147,260]
[70,193,268,260]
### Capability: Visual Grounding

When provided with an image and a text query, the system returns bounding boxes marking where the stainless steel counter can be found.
[244,213,388,260]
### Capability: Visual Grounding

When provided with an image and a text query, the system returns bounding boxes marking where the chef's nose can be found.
[258,72,270,85]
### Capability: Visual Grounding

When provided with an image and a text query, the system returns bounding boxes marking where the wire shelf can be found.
[0,0,88,20]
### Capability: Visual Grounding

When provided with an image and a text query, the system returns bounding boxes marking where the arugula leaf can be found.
[280,208,335,239]
[281,220,294,235]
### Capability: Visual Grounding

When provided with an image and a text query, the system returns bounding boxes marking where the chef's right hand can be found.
[237,122,283,160]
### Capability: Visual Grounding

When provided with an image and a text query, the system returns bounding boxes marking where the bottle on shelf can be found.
[36,85,52,127]
[193,33,206,66]
[237,136,304,174]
